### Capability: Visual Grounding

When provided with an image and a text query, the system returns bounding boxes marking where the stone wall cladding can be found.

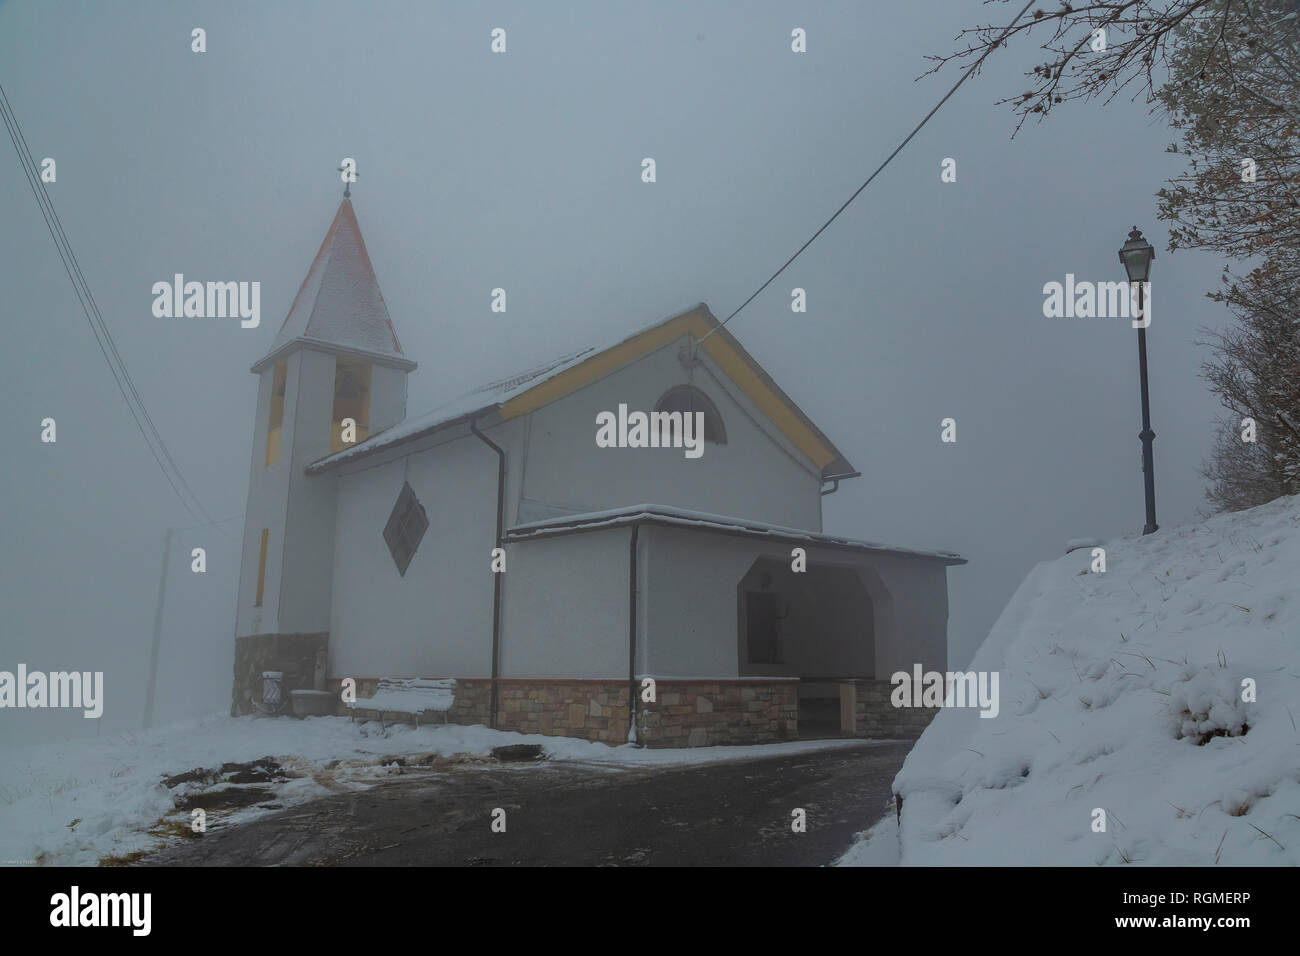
[850,679,939,738]
[636,680,798,748]
[269,666,799,750]
[496,680,630,744]
[231,632,329,716]
[324,677,493,726]
[444,678,493,726]
[328,678,626,743]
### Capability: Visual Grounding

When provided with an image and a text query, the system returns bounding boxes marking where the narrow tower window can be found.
[331,358,371,452]
[254,528,269,607]
[265,361,287,465]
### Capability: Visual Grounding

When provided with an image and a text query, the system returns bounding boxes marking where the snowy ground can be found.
[842,494,1300,866]
[0,714,862,867]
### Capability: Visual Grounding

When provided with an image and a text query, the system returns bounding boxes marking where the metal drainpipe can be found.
[627,523,640,744]
[470,418,506,729]
[819,471,862,497]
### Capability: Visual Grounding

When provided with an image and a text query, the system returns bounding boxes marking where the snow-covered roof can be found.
[306,303,708,473]
[304,345,597,472]
[306,301,859,477]
[253,198,413,373]
[504,503,967,565]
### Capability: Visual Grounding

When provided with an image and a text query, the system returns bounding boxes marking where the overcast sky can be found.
[0,0,1235,747]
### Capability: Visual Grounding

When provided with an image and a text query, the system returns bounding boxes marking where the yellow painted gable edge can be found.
[498,308,839,472]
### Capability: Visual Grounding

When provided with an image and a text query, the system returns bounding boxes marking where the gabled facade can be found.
[233,200,964,747]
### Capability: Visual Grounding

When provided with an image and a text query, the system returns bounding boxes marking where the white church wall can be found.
[277,348,341,635]
[863,557,949,677]
[517,339,825,531]
[236,350,297,636]
[328,424,504,679]
[368,362,408,434]
[499,528,630,679]
[237,347,412,640]
[638,526,765,679]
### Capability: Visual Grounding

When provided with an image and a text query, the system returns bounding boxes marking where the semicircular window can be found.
[654,385,727,445]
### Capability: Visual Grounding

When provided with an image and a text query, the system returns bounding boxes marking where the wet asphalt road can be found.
[150,739,907,867]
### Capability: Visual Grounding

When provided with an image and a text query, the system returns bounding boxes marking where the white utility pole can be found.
[143,526,172,729]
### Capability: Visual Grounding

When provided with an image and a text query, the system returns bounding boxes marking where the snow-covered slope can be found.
[864,495,1299,866]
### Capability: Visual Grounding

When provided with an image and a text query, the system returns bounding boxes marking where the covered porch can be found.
[503,504,964,747]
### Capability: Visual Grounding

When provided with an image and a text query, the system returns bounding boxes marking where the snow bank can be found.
[0,713,861,867]
[879,494,1300,866]
[835,807,901,866]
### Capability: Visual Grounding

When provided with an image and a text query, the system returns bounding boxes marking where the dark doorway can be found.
[736,556,878,739]
[796,681,843,739]
[745,591,784,664]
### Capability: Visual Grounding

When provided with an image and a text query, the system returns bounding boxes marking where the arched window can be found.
[654,385,727,444]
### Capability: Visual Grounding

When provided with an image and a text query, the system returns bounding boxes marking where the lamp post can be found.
[1118,226,1158,535]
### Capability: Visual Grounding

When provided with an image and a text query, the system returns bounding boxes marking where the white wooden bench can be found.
[348,678,456,729]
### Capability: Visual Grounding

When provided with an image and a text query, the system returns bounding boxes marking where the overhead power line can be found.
[1,82,230,535]
[698,0,1037,345]
[173,513,244,533]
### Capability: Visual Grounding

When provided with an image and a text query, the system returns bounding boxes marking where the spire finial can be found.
[337,163,358,199]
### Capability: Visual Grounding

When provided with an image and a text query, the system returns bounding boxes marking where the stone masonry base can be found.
[635,680,798,748]
[231,633,328,716]
[232,640,927,747]
[496,680,630,744]
[319,676,798,748]
[844,679,940,739]
[326,677,494,728]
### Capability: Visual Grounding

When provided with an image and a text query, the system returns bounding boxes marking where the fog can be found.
[0,0,1233,748]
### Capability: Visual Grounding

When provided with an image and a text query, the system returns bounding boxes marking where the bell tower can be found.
[232,195,415,713]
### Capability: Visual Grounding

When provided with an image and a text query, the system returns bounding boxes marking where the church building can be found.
[232,196,965,747]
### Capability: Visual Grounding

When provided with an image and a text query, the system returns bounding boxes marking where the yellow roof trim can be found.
[498,307,838,471]
[687,314,836,470]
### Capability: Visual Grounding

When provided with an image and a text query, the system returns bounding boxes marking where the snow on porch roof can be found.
[504,504,967,565]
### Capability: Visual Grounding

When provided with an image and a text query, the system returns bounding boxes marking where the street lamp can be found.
[1118,226,1157,535]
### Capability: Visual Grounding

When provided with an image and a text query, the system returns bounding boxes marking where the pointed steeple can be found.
[253,198,415,373]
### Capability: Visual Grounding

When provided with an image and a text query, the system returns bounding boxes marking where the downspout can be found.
[627,523,640,745]
[819,471,862,497]
[470,418,506,729]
